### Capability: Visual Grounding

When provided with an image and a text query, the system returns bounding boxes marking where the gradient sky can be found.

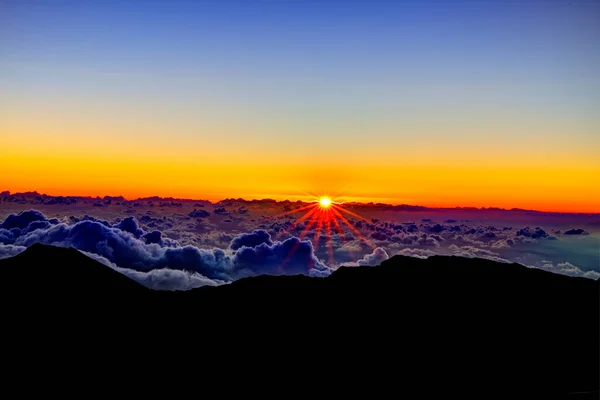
[1,0,599,212]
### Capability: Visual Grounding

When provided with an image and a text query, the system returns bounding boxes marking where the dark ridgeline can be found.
[0,243,598,398]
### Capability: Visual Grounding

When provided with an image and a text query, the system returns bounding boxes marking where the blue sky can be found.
[1,0,599,210]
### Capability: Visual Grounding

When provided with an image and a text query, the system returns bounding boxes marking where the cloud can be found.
[563,229,589,236]
[345,247,389,266]
[539,261,600,280]
[0,244,26,258]
[2,208,599,286]
[230,229,272,250]
[516,227,549,239]
[234,236,330,278]
[448,245,511,263]
[189,209,210,218]
[114,216,144,238]
[394,248,436,259]
[81,250,226,290]
[1,210,332,287]
[0,210,47,230]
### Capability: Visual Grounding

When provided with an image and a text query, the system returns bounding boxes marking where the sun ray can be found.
[276,192,374,269]
[313,211,325,245]
[332,208,376,250]
[277,209,320,273]
[324,211,334,265]
[330,212,346,241]
[276,206,319,238]
[332,204,371,223]
[271,203,317,219]
[299,210,319,240]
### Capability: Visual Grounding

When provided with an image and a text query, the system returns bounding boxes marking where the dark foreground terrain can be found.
[1,243,598,397]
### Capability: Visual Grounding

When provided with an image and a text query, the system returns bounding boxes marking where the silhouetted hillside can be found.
[0,243,148,295]
[0,244,597,397]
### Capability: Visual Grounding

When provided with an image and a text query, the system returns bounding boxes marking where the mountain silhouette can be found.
[0,243,597,397]
[0,242,148,295]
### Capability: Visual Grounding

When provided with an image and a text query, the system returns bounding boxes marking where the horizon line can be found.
[2,189,599,216]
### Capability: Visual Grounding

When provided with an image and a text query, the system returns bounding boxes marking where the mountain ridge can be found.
[0,243,597,397]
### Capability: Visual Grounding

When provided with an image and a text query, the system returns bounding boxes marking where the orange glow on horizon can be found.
[1,151,599,213]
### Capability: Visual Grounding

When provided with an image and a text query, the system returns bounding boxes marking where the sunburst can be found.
[273,194,375,269]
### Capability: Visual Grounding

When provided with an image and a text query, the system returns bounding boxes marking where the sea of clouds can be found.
[1,209,598,290]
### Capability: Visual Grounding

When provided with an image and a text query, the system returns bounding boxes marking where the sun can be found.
[319,196,332,208]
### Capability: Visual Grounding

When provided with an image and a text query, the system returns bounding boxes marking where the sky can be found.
[1,0,599,212]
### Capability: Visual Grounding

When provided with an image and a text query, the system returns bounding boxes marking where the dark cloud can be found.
[427,224,444,233]
[140,230,177,246]
[563,229,589,236]
[516,227,549,239]
[213,207,228,215]
[234,236,330,278]
[189,209,210,218]
[370,231,389,241]
[230,230,273,250]
[0,210,47,230]
[114,216,145,238]
[0,228,19,244]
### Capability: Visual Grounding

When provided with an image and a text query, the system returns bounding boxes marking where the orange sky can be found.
[2,143,599,213]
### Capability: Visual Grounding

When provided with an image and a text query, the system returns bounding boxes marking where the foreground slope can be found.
[0,242,148,295]
[0,244,598,397]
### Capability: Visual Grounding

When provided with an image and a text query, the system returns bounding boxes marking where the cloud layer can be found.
[1,206,598,289]
[0,210,331,290]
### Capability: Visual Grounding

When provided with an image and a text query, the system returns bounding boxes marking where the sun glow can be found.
[319,197,332,208]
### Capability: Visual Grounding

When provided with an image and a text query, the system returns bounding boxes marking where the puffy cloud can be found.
[140,230,178,247]
[20,220,52,235]
[0,244,26,259]
[350,247,389,266]
[0,229,17,244]
[539,261,600,280]
[114,216,144,238]
[234,236,330,278]
[0,210,47,230]
[395,248,436,259]
[230,230,273,250]
[141,230,164,245]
